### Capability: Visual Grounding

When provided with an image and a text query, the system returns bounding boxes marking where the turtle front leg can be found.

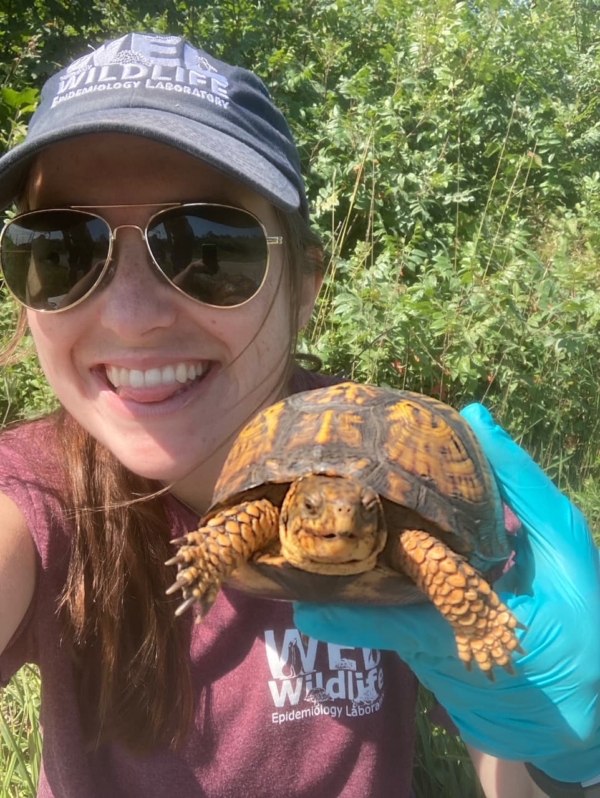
[166,499,280,619]
[395,529,524,678]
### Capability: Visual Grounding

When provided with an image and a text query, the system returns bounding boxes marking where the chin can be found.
[108,446,191,483]
[130,462,191,484]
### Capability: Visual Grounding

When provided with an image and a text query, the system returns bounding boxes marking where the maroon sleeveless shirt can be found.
[0,370,418,797]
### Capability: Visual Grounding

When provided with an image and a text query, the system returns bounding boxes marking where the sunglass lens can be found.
[1,211,110,311]
[147,206,269,307]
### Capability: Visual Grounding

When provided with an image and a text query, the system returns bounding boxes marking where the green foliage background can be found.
[3,1,600,489]
[1,1,600,796]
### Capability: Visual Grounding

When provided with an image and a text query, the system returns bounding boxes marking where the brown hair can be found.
[0,208,324,751]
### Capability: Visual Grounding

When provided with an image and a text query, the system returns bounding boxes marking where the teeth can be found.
[130,370,145,389]
[162,365,176,385]
[105,362,207,389]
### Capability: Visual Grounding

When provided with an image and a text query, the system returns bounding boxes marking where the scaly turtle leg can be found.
[166,499,280,618]
[396,529,524,678]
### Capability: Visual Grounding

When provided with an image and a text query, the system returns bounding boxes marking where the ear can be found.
[298,261,324,330]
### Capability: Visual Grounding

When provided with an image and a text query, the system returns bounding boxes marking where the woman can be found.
[0,33,597,798]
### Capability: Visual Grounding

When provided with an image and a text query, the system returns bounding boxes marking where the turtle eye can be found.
[300,492,324,515]
[361,489,379,514]
[303,497,316,513]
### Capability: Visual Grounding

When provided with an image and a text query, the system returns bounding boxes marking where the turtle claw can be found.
[165,580,180,596]
[454,613,524,677]
[174,596,197,616]
[167,571,222,619]
[170,536,189,545]
[165,551,221,614]
[463,659,496,682]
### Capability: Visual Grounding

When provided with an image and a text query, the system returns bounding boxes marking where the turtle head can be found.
[279,475,387,574]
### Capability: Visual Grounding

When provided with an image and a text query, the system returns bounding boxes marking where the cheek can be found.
[262,260,295,338]
[27,312,78,390]
[28,313,62,366]
[252,280,294,362]
[213,265,293,357]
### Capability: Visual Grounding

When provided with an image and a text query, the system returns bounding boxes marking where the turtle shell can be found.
[208,382,509,605]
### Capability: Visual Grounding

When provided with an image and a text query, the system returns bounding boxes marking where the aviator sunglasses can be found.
[0,203,283,313]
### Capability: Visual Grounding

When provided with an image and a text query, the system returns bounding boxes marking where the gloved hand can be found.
[294,403,600,782]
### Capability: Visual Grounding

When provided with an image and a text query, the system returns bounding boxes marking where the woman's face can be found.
[26,134,320,507]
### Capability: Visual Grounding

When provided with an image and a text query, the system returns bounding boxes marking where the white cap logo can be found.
[53,33,229,110]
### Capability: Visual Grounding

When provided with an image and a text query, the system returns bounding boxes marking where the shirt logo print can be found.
[264,627,386,725]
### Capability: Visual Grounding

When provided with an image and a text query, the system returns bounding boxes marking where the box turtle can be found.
[167,382,523,677]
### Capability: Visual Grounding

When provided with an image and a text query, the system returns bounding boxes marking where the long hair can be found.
[0,208,324,751]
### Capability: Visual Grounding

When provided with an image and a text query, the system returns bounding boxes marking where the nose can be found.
[97,225,178,339]
[328,498,361,537]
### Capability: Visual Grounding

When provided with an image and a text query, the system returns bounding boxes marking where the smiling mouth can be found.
[102,361,212,401]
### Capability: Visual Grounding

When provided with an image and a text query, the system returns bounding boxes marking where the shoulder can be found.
[0,415,70,559]
[289,364,346,395]
[0,416,65,492]
[0,416,61,470]
[0,490,36,657]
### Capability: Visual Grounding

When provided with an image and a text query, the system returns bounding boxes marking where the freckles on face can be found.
[24,134,298,490]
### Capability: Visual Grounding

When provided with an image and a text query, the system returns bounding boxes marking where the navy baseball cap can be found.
[0,33,309,218]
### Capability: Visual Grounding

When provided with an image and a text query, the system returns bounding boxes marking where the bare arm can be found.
[0,492,36,655]
[468,747,549,798]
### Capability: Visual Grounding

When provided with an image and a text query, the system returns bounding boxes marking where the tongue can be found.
[116,382,193,403]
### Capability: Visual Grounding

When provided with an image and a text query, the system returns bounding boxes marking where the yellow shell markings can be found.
[384,470,421,502]
[302,381,380,407]
[223,400,287,494]
[383,399,487,504]
[252,407,367,453]
[313,409,365,447]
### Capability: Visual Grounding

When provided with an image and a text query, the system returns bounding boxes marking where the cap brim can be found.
[0,107,302,212]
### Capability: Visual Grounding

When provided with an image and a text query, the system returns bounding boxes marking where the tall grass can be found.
[413,689,484,798]
[0,666,42,796]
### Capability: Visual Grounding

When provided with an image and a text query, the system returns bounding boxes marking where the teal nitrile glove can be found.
[294,403,600,782]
